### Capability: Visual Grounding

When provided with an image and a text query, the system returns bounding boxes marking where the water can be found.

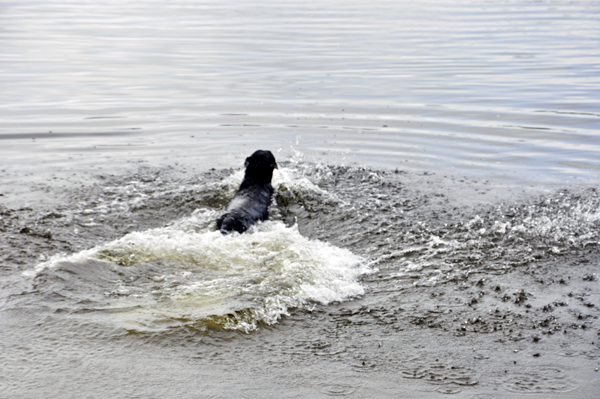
[25,170,370,334]
[1,0,599,183]
[1,1,600,398]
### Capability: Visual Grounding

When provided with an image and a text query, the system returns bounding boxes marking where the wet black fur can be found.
[216,150,278,234]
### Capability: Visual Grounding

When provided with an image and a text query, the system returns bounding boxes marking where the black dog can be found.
[216,150,278,234]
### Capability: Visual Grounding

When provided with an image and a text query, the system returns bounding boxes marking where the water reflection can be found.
[1,0,599,183]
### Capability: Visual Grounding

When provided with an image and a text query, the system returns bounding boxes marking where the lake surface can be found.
[1,1,600,398]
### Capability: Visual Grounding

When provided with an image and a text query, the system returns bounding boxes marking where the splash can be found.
[27,173,369,334]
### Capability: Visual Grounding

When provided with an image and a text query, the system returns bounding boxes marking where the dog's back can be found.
[217,150,277,234]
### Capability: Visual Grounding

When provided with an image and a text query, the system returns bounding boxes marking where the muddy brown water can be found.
[1,1,600,398]
[2,164,599,398]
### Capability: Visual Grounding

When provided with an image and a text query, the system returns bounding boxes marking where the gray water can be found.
[2,0,599,184]
[1,1,600,398]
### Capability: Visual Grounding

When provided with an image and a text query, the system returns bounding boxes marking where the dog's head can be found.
[244,150,278,182]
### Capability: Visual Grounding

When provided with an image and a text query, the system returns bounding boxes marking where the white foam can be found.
[220,166,342,204]
[30,208,369,333]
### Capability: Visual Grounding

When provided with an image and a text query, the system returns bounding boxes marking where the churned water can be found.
[25,170,370,334]
[1,1,600,398]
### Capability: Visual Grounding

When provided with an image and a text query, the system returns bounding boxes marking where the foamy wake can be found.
[27,169,369,333]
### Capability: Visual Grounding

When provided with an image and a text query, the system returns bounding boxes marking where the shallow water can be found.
[1,1,600,398]
[3,164,600,398]
[25,170,370,334]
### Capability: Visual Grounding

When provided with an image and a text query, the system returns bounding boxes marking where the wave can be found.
[25,168,370,334]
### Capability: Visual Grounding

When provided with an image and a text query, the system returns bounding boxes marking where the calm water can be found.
[1,0,599,182]
[1,1,600,398]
